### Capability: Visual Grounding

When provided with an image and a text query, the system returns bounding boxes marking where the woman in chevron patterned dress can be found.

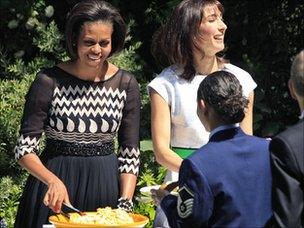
[14,1,140,227]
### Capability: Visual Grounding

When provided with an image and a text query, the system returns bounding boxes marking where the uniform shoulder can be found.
[249,135,270,146]
[188,143,217,163]
[192,133,269,157]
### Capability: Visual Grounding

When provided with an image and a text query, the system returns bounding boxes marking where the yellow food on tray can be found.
[69,207,134,225]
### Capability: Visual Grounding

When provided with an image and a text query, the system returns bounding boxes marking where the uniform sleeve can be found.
[14,72,54,160]
[117,75,141,176]
[270,137,303,228]
[161,159,214,227]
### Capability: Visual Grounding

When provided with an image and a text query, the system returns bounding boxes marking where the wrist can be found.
[45,173,60,186]
[117,197,133,212]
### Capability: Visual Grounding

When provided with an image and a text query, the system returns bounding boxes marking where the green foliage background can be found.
[0,0,303,227]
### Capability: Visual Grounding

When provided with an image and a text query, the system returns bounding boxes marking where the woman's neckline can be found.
[54,65,121,83]
[195,63,227,76]
[171,63,227,77]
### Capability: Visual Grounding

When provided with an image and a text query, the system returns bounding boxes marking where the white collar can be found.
[209,123,239,139]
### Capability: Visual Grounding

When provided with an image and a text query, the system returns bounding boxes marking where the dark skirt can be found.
[14,153,119,228]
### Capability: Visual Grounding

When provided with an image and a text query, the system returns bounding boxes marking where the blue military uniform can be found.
[161,126,272,227]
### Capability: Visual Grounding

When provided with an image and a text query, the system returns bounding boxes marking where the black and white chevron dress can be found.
[14,66,141,228]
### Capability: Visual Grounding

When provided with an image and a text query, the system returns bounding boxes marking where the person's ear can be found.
[288,79,297,100]
[198,99,205,111]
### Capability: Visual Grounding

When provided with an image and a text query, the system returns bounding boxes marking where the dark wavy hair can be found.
[65,0,126,60]
[151,0,226,81]
[197,71,249,124]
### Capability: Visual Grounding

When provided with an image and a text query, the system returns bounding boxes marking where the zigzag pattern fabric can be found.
[51,86,126,118]
[118,147,140,175]
[46,84,126,143]
[14,67,141,175]
[14,135,40,160]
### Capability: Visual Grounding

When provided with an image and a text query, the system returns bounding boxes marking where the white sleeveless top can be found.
[148,63,257,182]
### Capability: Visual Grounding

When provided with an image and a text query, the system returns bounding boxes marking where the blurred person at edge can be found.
[148,0,257,185]
[14,1,140,227]
[151,71,272,227]
[270,50,304,228]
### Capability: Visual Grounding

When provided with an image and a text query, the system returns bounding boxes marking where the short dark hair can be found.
[197,71,249,124]
[65,0,126,60]
[151,0,226,81]
[290,50,304,97]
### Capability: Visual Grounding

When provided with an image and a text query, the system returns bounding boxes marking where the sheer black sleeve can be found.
[14,71,54,160]
[117,73,141,176]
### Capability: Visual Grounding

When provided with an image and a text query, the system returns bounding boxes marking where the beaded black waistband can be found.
[45,139,114,156]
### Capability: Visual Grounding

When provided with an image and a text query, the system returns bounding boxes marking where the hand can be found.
[151,189,169,206]
[43,177,70,213]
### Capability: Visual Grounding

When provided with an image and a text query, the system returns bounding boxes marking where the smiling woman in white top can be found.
[148,0,256,183]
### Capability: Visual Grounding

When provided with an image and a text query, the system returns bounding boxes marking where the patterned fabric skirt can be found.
[14,152,119,228]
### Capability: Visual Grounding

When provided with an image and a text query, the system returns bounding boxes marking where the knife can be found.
[61,202,86,219]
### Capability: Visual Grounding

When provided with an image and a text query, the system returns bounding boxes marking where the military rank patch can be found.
[177,185,194,218]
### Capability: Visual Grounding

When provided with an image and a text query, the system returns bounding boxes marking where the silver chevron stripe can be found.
[177,198,194,218]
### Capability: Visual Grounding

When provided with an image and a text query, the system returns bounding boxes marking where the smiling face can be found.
[76,21,113,69]
[193,4,227,57]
